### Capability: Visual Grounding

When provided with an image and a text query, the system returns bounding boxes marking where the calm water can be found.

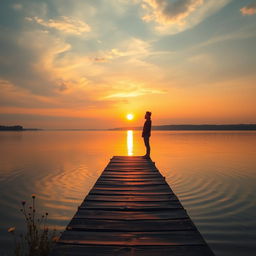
[0,130,256,255]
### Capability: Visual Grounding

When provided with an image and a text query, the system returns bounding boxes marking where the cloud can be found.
[0,31,57,96]
[26,16,91,35]
[105,88,165,98]
[12,3,23,11]
[142,0,203,24]
[140,0,231,34]
[94,38,151,63]
[104,80,166,99]
[93,57,108,63]
[240,2,256,16]
[193,25,256,49]
[0,79,57,109]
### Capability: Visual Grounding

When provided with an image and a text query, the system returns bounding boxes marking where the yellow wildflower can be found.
[8,227,15,233]
[52,236,59,242]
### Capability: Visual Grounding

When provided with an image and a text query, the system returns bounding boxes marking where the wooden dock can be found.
[51,156,215,256]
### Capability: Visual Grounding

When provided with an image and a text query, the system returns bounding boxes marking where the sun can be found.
[126,113,134,120]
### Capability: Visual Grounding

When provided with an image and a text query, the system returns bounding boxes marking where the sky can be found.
[0,0,256,129]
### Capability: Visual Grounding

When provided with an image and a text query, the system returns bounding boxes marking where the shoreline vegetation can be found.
[0,126,40,131]
[1,124,256,131]
[8,194,58,256]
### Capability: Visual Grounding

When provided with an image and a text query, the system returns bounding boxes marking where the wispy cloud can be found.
[0,79,56,108]
[240,2,256,16]
[142,0,203,24]
[96,38,151,61]
[105,88,165,98]
[104,80,166,99]
[193,25,256,49]
[26,16,91,35]
[12,3,23,11]
[93,57,108,63]
[140,0,231,34]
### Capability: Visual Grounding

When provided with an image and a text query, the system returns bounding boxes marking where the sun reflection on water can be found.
[127,130,133,156]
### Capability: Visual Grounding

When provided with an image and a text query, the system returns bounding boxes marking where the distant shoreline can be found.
[110,124,256,131]
[1,124,256,131]
[0,125,41,131]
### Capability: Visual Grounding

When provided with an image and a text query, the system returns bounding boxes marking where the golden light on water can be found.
[126,114,134,120]
[127,130,133,156]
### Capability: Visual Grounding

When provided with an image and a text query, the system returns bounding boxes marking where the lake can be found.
[0,130,256,255]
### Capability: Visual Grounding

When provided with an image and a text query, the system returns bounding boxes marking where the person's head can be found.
[145,111,152,119]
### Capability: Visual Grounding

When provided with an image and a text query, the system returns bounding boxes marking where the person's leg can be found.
[146,137,150,156]
[143,136,150,157]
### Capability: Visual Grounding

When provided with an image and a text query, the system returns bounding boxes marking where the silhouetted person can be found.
[142,111,152,158]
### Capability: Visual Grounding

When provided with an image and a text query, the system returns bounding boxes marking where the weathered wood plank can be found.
[95,180,167,186]
[98,177,165,182]
[90,186,173,193]
[68,218,195,232]
[105,166,155,169]
[109,159,149,162]
[108,161,154,164]
[108,162,152,165]
[80,204,182,211]
[102,171,159,175]
[100,174,163,178]
[51,245,214,256]
[104,168,158,172]
[85,194,178,202]
[58,230,206,246]
[94,183,171,191]
[107,160,154,163]
[99,177,164,181]
[74,209,189,220]
[111,156,147,160]
[89,189,174,196]
[106,163,155,166]
[80,201,182,210]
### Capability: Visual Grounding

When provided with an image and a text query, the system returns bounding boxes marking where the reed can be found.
[8,194,59,256]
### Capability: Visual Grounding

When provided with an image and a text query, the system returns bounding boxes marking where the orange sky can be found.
[0,0,256,128]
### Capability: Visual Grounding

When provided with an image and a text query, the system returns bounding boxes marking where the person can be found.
[142,111,152,158]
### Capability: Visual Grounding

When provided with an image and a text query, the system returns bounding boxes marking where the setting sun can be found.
[126,114,134,120]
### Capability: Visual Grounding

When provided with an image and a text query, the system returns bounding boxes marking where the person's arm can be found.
[144,120,151,135]
[148,120,152,135]
[142,121,146,137]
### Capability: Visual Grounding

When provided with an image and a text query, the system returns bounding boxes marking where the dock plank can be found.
[100,174,163,178]
[85,194,178,201]
[58,230,206,246]
[74,209,189,220]
[51,245,214,256]
[80,201,182,210]
[68,218,195,232]
[95,180,167,186]
[89,189,174,195]
[98,177,165,181]
[93,185,171,191]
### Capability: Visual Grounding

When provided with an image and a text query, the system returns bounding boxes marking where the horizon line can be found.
[2,124,256,131]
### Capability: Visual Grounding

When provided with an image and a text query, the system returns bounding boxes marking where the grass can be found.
[8,194,59,256]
